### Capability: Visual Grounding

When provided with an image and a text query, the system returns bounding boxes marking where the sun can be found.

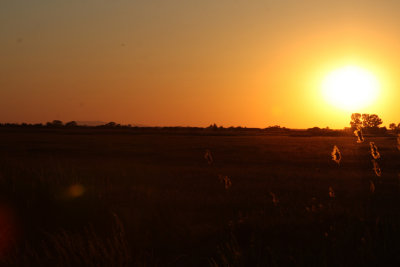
[321,66,380,111]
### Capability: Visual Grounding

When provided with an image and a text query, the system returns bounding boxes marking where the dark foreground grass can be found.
[0,129,399,266]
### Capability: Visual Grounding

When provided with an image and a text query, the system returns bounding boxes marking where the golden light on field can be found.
[321,66,380,111]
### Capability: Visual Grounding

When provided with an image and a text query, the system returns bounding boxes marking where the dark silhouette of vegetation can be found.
[104,122,117,127]
[350,113,362,129]
[65,121,78,127]
[47,120,63,127]
[0,116,394,138]
[350,113,385,134]
[361,114,383,128]
[208,123,219,130]
[351,113,383,129]
[306,126,340,136]
[389,122,400,133]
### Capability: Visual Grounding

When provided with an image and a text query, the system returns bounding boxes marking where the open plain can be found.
[0,128,399,266]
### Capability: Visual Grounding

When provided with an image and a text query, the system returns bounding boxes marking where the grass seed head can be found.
[354,127,364,143]
[218,174,232,190]
[204,149,213,165]
[331,145,341,165]
[328,186,335,198]
[224,176,232,190]
[369,142,380,159]
[369,180,375,194]
[372,159,382,177]
[269,192,279,206]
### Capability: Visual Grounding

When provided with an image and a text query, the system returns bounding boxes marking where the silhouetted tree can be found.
[208,123,218,130]
[361,114,370,128]
[266,125,281,129]
[388,123,400,133]
[362,114,382,128]
[46,120,63,127]
[53,120,63,127]
[65,121,78,127]
[350,113,383,129]
[350,113,362,129]
[105,122,117,127]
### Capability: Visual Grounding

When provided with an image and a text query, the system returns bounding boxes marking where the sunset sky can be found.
[1,0,400,128]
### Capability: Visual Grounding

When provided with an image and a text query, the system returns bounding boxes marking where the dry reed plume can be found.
[372,159,382,177]
[269,192,279,206]
[369,180,376,194]
[218,174,232,190]
[305,197,323,213]
[354,127,364,143]
[369,142,382,176]
[369,142,380,159]
[328,186,335,198]
[331,145,341,165]
[204,149,213,165]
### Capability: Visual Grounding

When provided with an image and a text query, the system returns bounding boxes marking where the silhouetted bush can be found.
[65,121,78,127]
[46,120,63,127]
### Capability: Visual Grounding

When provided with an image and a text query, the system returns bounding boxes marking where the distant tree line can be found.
[0,120,129,129]
[0,117,397,136]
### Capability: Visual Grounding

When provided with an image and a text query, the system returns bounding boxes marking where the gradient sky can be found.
[1,0,400,128]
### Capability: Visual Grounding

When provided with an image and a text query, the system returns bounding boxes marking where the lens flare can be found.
[66,184,85,198]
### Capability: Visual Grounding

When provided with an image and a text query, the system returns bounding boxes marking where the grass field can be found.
[0,129,399,266]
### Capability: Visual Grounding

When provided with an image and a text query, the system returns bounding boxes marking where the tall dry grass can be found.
[0,130,399,266]
[2,214,131,266]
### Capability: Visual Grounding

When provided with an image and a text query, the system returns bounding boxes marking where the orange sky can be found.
[1,0,400,128]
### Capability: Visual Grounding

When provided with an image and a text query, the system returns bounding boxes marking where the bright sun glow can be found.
[322,66,380,111]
